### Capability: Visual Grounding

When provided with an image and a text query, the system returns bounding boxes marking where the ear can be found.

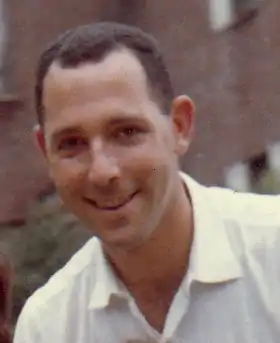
[33,124,47,158]
[171,95,195,156]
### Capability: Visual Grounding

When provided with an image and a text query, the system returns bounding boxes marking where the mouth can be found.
[84,190,139,212]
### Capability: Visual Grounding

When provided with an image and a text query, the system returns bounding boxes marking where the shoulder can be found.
[29,236,100,307]
[206,186,280,266]
[183,172,280,226]
[14,237,101,340]
[206,185,280,229]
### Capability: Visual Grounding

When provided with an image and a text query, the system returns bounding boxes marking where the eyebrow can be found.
[50,127,82,143]
[106,116,147,126]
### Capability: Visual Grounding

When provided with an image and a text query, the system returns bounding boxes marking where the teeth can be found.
[94,192,137,210]
[94,198,129,209]
[98,204,122,210]
[97,202,123,209]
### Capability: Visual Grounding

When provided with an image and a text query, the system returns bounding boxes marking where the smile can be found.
[84,190,139,211]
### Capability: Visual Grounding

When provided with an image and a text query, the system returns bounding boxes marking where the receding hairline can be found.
[35,22,174,126]
[48,45,148,77]
[42,46,167,117]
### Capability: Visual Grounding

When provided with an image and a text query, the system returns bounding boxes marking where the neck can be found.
[104,179,194,289]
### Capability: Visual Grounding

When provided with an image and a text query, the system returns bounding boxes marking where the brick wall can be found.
[133,0,280,185]
[0,0,108,224]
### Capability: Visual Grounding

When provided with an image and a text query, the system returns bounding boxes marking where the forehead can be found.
[43,49,155,119]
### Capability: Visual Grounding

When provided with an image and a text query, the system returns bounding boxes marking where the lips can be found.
[84,190,139,211]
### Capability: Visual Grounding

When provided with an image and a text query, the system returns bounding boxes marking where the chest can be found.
[132,293,173,333]
[51,278,280,343]
[127,278,184,334]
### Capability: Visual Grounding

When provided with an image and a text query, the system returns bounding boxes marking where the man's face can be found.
[37,48,193,250]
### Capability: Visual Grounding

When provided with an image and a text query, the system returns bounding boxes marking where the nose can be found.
[87,141,120,187]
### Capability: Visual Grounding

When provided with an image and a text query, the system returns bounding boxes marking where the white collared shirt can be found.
[14,173,280,342]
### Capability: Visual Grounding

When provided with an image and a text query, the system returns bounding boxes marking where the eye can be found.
[57,137,87,151]
[114,126,144,142]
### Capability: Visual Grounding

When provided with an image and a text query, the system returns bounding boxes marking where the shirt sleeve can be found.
[13,297,42,343]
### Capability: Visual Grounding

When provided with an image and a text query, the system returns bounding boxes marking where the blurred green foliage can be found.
[251,169,280,194]
[0,194,91,327]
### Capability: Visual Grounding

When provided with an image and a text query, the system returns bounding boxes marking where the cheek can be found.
[126,144,175,187]
[50,160,86,195]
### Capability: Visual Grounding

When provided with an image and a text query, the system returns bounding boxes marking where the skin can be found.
[35,48,195,331]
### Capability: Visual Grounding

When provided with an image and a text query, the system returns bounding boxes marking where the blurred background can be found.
[1,0,280,332]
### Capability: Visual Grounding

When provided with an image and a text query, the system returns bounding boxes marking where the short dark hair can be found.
[35,22,174,126]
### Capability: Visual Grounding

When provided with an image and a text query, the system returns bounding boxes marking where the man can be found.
[14,22,280,342]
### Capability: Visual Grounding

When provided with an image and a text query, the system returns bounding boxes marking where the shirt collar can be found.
[89,172,242,310]
[88,243,127,310]
[180,172,242,284]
